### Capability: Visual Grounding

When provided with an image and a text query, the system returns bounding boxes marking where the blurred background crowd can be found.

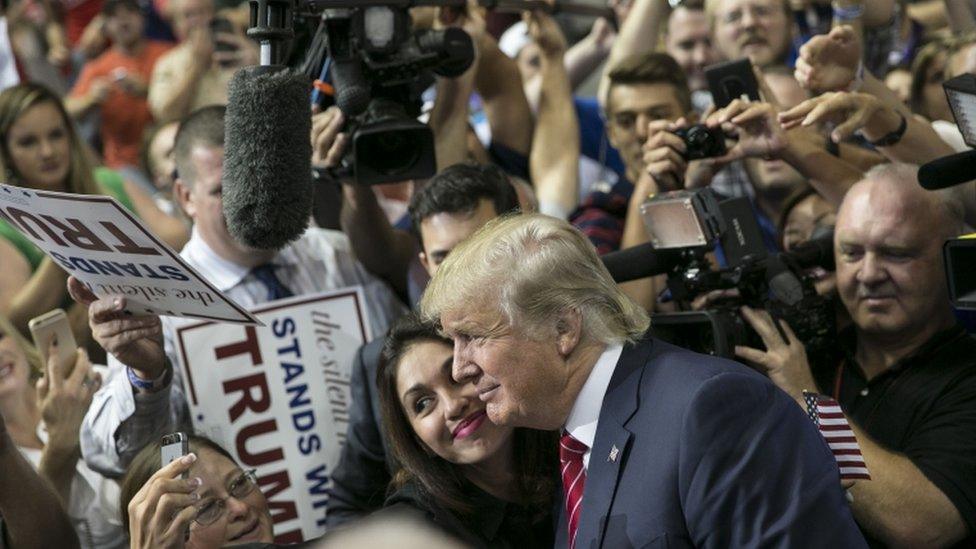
[1,0,976,547]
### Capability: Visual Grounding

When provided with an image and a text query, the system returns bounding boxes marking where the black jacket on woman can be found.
[384,478,554,549]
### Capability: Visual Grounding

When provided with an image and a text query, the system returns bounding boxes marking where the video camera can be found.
[639,189,836,359]
[248,0,616,186]
[309,3,475,185]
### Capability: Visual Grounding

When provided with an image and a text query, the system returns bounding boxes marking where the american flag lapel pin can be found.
[608,445,619,462]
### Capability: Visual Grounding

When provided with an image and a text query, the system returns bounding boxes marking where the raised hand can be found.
[127,453,202,549]
[525,4,568,58]
[212,31,259,68]
[778,91,893,143]
[705,100,789,163]
[36,341,99,454]
[794,25,861,93]
[67,277,166,380]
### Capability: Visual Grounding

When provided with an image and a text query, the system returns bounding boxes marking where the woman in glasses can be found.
[119,434,273,548]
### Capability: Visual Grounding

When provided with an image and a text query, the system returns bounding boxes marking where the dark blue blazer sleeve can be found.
[325,338,392,528]
[678,371,867,548]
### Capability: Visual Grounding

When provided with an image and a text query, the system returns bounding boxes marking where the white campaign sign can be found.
[174,289,369,543]
[0,183,257,324]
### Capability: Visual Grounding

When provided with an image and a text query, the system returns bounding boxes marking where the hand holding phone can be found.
[161,432,190,478]
[129,443,199,547]
[29,309,78,376]
[210,17,237,52]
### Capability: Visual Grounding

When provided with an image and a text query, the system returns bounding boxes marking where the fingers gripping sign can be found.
[67,276,167,381]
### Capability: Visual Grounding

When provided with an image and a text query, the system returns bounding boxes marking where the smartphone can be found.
[705,58,762,109]
[28,309,77,376]
[210,17,236,53]
[160,432,189,477]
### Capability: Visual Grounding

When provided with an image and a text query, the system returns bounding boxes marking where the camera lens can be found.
[686,126,714,148]
[358,130,424,175]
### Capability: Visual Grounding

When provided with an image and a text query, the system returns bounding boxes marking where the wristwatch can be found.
[869,112,907,147]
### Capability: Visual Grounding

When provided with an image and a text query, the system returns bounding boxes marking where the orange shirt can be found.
[70,41,172,168]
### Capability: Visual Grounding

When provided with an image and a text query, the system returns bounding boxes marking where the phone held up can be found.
[161,432,190,478]
[28,308,78,376]
[705,58,762,109]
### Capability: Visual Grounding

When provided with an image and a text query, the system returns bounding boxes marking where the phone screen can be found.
[705,59,761,109]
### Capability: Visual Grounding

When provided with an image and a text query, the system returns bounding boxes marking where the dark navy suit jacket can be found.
[555,338,867,549]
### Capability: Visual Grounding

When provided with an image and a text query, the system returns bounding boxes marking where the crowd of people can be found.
[0,0,975,547]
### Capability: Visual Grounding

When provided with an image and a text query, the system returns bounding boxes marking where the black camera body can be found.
[319,4,475,185]
[641,189,835,359]
[673,124,727,161]
[652,248,836,360]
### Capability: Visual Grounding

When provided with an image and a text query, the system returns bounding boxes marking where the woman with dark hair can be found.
[0,83,188,344]
[377,313,556,548]
[778,187,839,298]
[119,434,274,548]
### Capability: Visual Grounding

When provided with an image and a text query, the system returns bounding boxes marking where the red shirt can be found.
[62,0,103,46]
[70,40,172,168]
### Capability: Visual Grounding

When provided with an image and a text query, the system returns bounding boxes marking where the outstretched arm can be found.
[527,9,580,219]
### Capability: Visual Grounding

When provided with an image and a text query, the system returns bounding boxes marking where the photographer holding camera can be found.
[614,54,864,311]
[735,164,976,547]
[147,0,257,123]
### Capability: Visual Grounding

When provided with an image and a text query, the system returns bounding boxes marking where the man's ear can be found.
[555,308,583,358]
[173,179,195,220]
[419,251,432,276]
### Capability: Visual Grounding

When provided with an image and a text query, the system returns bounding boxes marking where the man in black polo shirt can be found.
[735,163,976,547]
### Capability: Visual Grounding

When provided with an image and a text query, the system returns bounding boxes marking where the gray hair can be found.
[419,213,650,345]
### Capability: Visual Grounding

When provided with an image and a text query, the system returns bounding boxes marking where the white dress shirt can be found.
[81,227,407,476]
[563,343,623,470]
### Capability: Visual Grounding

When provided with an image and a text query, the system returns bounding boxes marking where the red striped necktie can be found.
[560,431,588,549]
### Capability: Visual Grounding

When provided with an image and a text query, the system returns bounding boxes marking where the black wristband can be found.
[869,112,907,147]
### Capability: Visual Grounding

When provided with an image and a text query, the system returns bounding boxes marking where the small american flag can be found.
[803,391,871,481]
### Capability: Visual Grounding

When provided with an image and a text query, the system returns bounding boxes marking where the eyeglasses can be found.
[192,469,258,527]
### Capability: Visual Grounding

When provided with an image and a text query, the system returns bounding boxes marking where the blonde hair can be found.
[0,314,42,377]
[0,84,101,195]
[420,213,650,345]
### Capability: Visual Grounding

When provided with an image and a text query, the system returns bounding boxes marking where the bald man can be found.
[736,163,976,547]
